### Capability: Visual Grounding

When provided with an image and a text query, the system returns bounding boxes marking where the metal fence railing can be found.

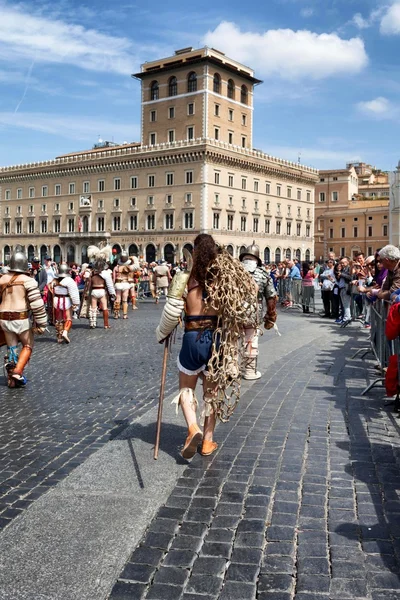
[278,278,315,312]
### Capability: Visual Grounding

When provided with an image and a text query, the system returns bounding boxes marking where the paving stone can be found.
[119,562,156,583]
[153,566,189,586]
[330,577,368,597]
[128,546,165,566]
[163,549,197,568]
[200,542,231,558]
[190,556,227,577]
[296,574,330,593]
[109,581,147,599]
[185,574,223,595]
[146,583,184,599]
[258,573,295,593]
[219,581,257,599]
[225,562,259,583]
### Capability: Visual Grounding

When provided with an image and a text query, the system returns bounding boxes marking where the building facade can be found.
[0,47,318,265]
[315,164,389,260]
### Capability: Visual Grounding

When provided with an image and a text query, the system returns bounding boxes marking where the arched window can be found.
[285,248,291,260]
[4,245,11,264]
[239,245,247,256]
[40,245,48,265]
[187,72,197,93]
[213,73,221,94]
[150,81,159,101]
[164,243,174,263]
[305,249,311,262]
[183,243,193,256]
[227,79,235,100]
[67,245,75,264]
[82,216,89,233]
[275,248,281,263]
[168,76,177,97]
[241,85,248,104]
[146,243,156,263]
[81,245,88,264]
[226,244,234,256]
[53,245,61,263]
[27,245,35,262]
[296,248,301,261]
[129,243,139,257]
[264,247,270,264]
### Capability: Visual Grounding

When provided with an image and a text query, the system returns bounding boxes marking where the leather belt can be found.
[92,286,105,289]
[185,319,217,332]
[0,311,29,320]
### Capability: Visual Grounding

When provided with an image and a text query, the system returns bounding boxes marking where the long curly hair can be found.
[191,234,218,289]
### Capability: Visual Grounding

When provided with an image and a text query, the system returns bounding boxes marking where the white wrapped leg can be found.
[171,387,198,415]
[244,328,259,357]
[156,298,184,343]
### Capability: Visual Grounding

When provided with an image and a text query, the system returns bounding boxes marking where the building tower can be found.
[134,47,261,149]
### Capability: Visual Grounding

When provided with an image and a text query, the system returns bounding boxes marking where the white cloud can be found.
[357,96,393,116]
[353,13,370,29]
[203,22,368,80]
[0,3,137,75]
[300,8,314,18]
[380,2,400,35]
[261,145,363,169]
[0,112,140,142]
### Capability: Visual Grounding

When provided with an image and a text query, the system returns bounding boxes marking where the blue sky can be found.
[0,0,399,171]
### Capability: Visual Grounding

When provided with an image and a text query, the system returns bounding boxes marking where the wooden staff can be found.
[154,337,169,460]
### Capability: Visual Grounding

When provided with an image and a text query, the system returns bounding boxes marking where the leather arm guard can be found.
[264,296,277,330]
[156,297,184,343]
[24,279,48,328]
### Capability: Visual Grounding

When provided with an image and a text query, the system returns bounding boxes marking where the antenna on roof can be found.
[298,151,301,164]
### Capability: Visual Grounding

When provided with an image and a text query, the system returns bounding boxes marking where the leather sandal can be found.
[181,424,202,459]
[200,440,218,456]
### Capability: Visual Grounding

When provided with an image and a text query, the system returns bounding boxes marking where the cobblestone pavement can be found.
[109,319,400,600]
[0,300,180,530]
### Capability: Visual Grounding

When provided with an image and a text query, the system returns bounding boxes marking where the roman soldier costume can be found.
[239,242,277,380]
[0,248,47,388]
[113,251,135,319]
[50,265,80,343]
[81,258,115,329]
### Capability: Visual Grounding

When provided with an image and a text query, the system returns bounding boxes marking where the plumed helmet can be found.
[55,264,71,279]
[87,245,101,261]
[118,251,131,266]
[239,241,261,267]
[8,248,29,273]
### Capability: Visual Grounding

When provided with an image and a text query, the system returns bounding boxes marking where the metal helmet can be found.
[8,249,29,273]
[55,264,71,279]
[239,241,262,267]
[118,251,131,266]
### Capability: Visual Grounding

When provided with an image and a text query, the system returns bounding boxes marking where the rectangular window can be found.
[329,228,333,238]
[354,227,358,238]
[168,129,175,143]
[186,170,193,184]
[68,202,74,211]
[287,205,291,216]
[214,172,220,184]
[5,189,11,200]
[98,199,104,209]
[187,126,194,140]
[287,222,291,235]
[114,198,120,208]
[54,203,60,212]
[254,181,259,192]
[332,191,338,202]
[130,215,138,231]
[41,220,47,233]
[383,224,388,236]
[254,200,259,211]
[228,175,234,187]
[228,109,234,121]
[228,196,233,207]
[130,197,137,207]
[307,191,311,202]
[287,187,292,198]
[169,107,175,119]
[276,221,281,234]
[306,225,311,237]
[97,217,105,232]
[42,203,47,213]
[98,180,105,192]
[131,176,138,189]
[83,181,90,193]
[113,216,121,231]
[319,192,325,202]
[242,114,247,126]
[277,185,281,197]
[228,132,233,144]
[55,184,61,196]
[16,205,22,215]
[29,205,34,213]
[265,219,270,233]
[214,193,220,205]
[42,186,48,197]
[166,194,173,204]
[148,175,155,187]
[214,104,219,116]
[214,127,219,140]
[213,213,220,229]
[266,201,270,212]
[253,218,259,233]
[69,183,75,194]
[241,216,247,231]
[150,132,156,145]
[266,182,271,194]
[150,110,156,122]
[185,193,192,203]
[29,187,35,198]
[54,219,61,233]
[28,220,34,234]
[16,221,22,234]
[341,227,346,238]
[368,246,373,256]
[166,173,174,186]
[241,136,246,148]
[242,198,246,209]
[297,189,301,200]
[227,214,234,230]
[148,196,154,206]
[4,222,10,234]
[165,213,174,230]
[187,103,194,115]
[368,226,373,237]
[241,178,247,190]
[114,178,121,191]
[17,188,22,199]
[297,223,301,236]
[184,212,194,229]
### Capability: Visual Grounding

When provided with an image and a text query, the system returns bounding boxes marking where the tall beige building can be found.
[0,47,318,265]
[315,163,389,260]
